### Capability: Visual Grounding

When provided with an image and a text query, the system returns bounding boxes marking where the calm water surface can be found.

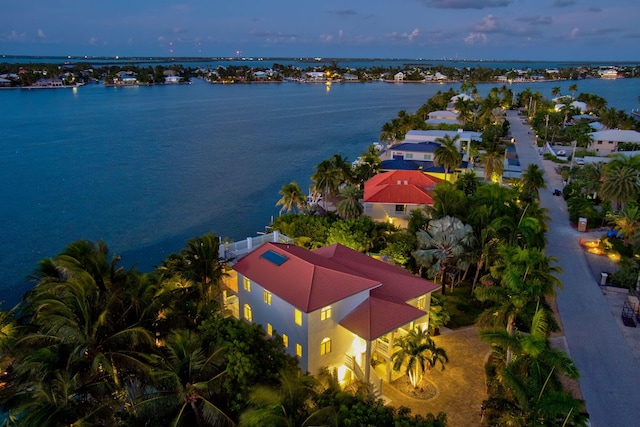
[1,77,639,305]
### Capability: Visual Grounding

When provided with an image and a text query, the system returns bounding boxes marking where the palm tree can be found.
[276,181,307,214]
[413,215,475,295]
[335,185,363,219]
[478,140,505,182]
[600,165,639,211]
[391,327,448,389]
[311,159,342,210]
[239,368,327,427]
[607,203,640,245]
[551,86,561,98]
[433,134,462,182]
[133,329,233,427]
[353,145,382,186]
[428,181,468,220]
[453,97,474,126]
[568,83,578,99]
[475,246,561,363]
[520,163,547,201]
[480,308,585,426]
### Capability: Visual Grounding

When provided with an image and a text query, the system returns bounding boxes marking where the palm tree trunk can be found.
[471,259,484,294]
[440,265,447,295]
[506,313,515,364]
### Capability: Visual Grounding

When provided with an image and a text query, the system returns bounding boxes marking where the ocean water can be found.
[1,77,639,306]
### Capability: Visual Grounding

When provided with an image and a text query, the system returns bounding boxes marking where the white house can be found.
[394,72,405,82]
[231,242,439,391]
[403,129,482,161]
[588,129,640,156]
[426,110,460,126]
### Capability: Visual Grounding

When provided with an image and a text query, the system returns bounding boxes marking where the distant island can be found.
[1,58,638,88]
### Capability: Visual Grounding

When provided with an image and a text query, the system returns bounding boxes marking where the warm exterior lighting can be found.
[337,366,347,383]
[351,336,366,355]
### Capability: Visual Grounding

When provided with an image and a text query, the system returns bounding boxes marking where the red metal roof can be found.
[232,243,380,312]
[233,242,439,340]
[339,297,427,341]
[363,170,441,205]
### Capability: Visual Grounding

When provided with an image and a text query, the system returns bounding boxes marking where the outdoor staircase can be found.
[344,354,382,397]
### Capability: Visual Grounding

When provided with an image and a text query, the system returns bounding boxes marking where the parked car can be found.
[557,149,566,156]
[575,158,585,165]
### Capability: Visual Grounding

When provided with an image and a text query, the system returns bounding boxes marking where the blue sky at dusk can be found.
[1,0,638,61]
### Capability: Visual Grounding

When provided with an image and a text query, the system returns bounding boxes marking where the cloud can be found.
[568,27,580,39]
[385,28,420,43]
[587,7,602,12]
[553,0,575,7]
[170,27,186,35]
[1,30,27,42]
[516,15,553,25]
[473,14,499,32]
[464,33,487,44]
[89,37,99,45]
[249,30,299,39]
[319,34,333,42]
[417,0,512,9]
[327,9,357,16]
[37,29,46,39]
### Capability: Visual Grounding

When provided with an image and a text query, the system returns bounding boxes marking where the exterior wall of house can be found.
[306,291,371,376]
[589,139,618,156]
[237,274,310,371]
[236,273,372,374]
[390,149,434,161]
[364,203,422,228]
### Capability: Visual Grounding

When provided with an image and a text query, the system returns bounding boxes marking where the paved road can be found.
[507,110,640,427]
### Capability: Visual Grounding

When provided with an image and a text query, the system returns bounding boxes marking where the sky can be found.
[0,0,638,61]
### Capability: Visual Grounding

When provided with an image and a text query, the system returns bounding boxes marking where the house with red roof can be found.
[231,241,439,393]
[363,170,442,228]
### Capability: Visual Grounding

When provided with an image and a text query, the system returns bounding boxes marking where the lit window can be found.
[416,296,426,310]
[243,304,252,323]
[243,277,251,292]
[282,334,289,348]
[321,306,332,321]
[320,338,332,355]
[264,290,272,305]
[296,343,303,357]
[267,323,273,336]
[294,309,303,326]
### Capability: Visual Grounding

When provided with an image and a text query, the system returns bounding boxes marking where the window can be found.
[282,334,289,348]
[296,343,303,357]
[395,204,406,213]
[261,249,288,266]
[243,304,252,323]
[416,296,426,310]
[320,338,332,355]
[423,154,432,160]
[267,323,273,336]
[405,153,413,159]
[243,277,251,292]
[294,309,303,326]
[321,306,332,321]
[263,290,272,305]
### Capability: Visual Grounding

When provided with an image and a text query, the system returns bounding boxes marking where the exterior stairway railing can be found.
[344,354,382,397]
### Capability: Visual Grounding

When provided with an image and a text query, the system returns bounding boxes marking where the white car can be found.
[575,158,585,165]
[557,149,566,156]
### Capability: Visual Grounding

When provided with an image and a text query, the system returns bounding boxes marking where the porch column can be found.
[247,237,253,250]
[364,340,372,386]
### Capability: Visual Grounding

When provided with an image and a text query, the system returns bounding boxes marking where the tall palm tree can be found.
[453,98,474,126]
[480,308,586,426]
[413,215,475,295]
[568,83,578,99]
[335,185,363,219]
[475,246,561,363]
[478,140,505,182]
[239,368,328,427]
[391,327,448,389]
[133,329,232,427]
[607,203,640,245]
[276,181,307,214]
[311,159,342,210]
[520,163,547,201]
[428,181,468,220]
[600,165,639,211]
[433,134,462,182]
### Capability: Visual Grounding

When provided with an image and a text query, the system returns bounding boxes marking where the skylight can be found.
[261,249,288,266]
